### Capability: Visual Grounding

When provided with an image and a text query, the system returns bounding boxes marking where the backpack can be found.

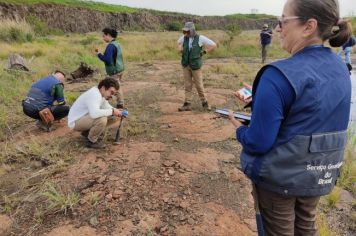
[39,107,54,126]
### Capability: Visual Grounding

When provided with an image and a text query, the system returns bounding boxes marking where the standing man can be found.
[67,77,124,149]
[260,24,273,64]
[96,28,125,109]
[22,70,69,130]
[177,22,216,112]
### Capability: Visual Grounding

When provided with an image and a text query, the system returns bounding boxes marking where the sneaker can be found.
[178,102,192,112]
[202,101,211,111]
[36,120,51,132]
[86,140,106,149]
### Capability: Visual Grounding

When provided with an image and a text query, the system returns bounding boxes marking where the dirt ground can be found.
[0,58,355,236]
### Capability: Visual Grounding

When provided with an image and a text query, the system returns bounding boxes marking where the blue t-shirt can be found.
[236,66,295,154]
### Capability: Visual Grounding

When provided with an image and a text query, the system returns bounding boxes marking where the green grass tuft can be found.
[0,0,137,13]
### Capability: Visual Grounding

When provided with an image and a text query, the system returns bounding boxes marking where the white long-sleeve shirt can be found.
[68,87,113,128]
[177,35,216,50]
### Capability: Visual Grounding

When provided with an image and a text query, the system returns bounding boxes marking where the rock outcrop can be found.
[0,3,276,33]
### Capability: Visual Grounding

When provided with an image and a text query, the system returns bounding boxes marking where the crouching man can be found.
[67,77,125,149]
[22,70,69,131]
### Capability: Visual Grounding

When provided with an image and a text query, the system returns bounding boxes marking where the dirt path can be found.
[1,59,257,236]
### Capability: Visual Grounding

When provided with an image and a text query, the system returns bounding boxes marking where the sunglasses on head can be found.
[277,16,301,28]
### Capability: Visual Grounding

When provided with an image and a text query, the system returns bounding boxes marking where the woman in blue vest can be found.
[96,28,125,108]
[22,71,70,130]
[229,0,352,235]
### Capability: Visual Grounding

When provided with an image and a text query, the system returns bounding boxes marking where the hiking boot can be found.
[81,130,89,138]
[202,101,211,111]
[36,120,51,132]
[178,102,192,112]
[86,139,106,149]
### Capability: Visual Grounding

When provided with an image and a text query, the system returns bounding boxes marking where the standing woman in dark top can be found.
[96,28,125,108]
[229,0,352,235]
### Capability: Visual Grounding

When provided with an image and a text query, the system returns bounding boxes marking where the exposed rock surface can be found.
[0,3,277,33]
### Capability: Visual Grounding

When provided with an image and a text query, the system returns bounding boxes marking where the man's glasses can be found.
[183,30,190,34]
[277,16,301,28]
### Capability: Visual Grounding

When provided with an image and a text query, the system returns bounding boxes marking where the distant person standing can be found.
[260,24,273,64]
[177,22,217,112]
[338,35,355,68]
[95,28,125,109]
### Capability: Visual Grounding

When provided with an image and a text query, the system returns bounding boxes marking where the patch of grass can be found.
[25,15,50,36]
[326,187,341,208]
[41,182,79,215]
[1,195,15,214]
[89,192,101,206]
[123,86,163,139]
[165,21,183,31]
[337,138,356,195]
[0,0,137,13]
[226,13,275,20]
[0,19,35,43]
[79,35,100,46]
[65,91,81,105]
[317,212,337,236]
[349,17,356,35]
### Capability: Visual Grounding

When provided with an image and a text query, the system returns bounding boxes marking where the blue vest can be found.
[241,46,351,197]
[25,75,62,110]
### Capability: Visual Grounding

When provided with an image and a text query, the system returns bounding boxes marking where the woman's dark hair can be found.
[98,77,120,90]
[102,28,118,38]
[292,0,352,47]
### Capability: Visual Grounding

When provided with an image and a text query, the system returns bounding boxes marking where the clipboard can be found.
[215,108,251,125]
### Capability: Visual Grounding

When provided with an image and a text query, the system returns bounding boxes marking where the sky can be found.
[97,0,355,17]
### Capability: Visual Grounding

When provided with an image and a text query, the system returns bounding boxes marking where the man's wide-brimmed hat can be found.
[182,22,195,31]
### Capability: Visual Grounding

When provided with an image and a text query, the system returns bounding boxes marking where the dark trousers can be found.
[23,103,70,121]
[261,44,269,63]
[257,186,320,236]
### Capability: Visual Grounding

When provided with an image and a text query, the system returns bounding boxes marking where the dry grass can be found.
[317,212,337,236]
[0,19,355,235]
[0,19,35,43]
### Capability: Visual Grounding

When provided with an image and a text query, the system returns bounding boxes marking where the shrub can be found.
[79,35,98,46]
[25,15,50,36]
[166,21,182,31]
[0,19,35,43]
[224,24,241,35]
